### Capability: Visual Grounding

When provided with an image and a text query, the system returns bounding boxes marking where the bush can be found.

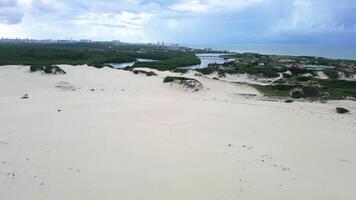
[30,65,43,72]
[172,68,189,74]
[196,66,220,75]
[291,90,303,99]
[163,76,197,83]
[271,84,296,91]
[90,63,105,68]
[296,76,311,82]
[261,70,280,78]
[133,70,157,76]
[30,65,66,74]
[323,69,339,79]
[290,67,309,75]
[282,73,292,78]
[163,76,203,91]
[163,76,175,83]
[302,86,320,98]
[336,107,350,114]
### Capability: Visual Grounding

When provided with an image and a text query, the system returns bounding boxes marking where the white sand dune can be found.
[1,65,356,200]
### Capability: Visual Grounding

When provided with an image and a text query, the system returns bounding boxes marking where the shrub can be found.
[271,84,296,91]
[163,76,175,83]
[282,73,292,78]
[163,76,197,83]
[43,65,66,74]
[302,86,320,98]
[336,107,350,114]
[296,76,311,82]
[261,70,280,78]
[30,65,66,74]
[290,67,309,75]
[163,76,203,91]
[323,69,339,79]
[291,90,303,99]
[133,70,157,76]
[172,68,189,74]
[30,64,43,72]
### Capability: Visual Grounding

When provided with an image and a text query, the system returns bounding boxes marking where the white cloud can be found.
[0,0,356,44]
[74,11,153,29]
[169,0,264,13]
[0,0,24,24]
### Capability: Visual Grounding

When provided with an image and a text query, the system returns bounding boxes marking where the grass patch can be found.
[323,69,339,79]
[163,76,198,83]
[133,70,157,76]
[318,79,356,99]
[30,64,66,74]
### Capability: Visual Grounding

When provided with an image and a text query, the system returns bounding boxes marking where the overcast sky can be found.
[0,0,356,45]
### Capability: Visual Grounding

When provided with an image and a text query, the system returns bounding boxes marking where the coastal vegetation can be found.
[133,52,200,70]
[133,70,157,76]
[202,53,356,100]
[0,43,200,69]
[163,76,203,91]
[30,64,66,74]
[251,78,356,100]
[1,43,355,100]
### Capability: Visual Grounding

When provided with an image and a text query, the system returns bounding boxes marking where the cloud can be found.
[0,0,355,44]
[169,0,264,13]
[0,0,24,24]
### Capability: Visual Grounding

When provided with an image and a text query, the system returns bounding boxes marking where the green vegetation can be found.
[0,44,135,66]
[318,79,356,99]
[206,52,356,101]
[0,43,200,70]
[336,107,350,114]
[171,68,189,74]
[30,64,66,74]
[252,79,356,100]
[323,69,340,79]
[295,76,311,82]
[163,76,203,91]
[133,52,200,70]
[132,70,157,76]
[282,73,292,78]
[163,76,198,83]
[195,60,282,78]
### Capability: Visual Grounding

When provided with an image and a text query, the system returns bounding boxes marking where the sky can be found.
[0,0,356,45]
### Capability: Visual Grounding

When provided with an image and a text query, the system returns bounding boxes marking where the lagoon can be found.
[189,53,227,69]
[110,58,156,69]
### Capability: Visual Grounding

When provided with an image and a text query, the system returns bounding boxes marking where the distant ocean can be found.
[187,43,356,60]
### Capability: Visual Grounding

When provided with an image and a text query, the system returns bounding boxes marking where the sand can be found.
[1,65,356,200]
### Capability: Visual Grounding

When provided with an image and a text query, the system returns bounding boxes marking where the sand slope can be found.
[1,65,356,200]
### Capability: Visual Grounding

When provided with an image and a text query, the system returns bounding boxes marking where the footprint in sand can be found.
[55,81,76,91]
[0,141,9,145]
[68,168,81,173]
[21,94,29,99]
